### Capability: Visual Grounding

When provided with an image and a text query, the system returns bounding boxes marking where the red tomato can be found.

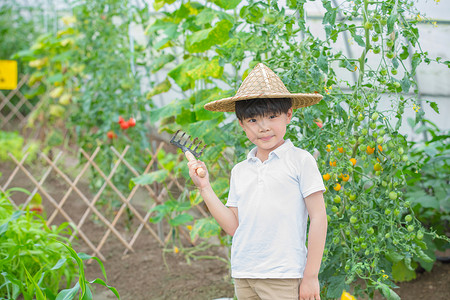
[118,116,125,124]
[107,130,117,139]
[120,121,129,130]
[128,117,136,127]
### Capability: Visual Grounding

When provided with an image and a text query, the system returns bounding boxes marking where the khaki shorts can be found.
[234,278,302,300]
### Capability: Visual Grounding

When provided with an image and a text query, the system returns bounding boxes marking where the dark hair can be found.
[235,98,292,121]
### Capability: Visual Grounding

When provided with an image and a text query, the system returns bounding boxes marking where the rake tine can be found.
[198,144,206,157]
[170,130,180,143]
[192,140,202,153]
[188,137,198,149]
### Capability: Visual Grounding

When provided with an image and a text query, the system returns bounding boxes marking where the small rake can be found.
[170,130,207,177]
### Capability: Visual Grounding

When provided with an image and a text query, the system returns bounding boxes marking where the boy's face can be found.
[239,108,293,157]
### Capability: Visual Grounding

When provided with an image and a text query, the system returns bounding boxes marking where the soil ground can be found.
[0,160,449,300]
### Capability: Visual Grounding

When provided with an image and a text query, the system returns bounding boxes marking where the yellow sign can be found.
[0,60,18,90]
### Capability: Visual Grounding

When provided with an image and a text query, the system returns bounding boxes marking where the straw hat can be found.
[204,63,323,112]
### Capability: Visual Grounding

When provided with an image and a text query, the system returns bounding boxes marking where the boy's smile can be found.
[239,108,293,162]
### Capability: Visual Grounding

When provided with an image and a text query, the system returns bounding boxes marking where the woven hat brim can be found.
[204,93,323,112]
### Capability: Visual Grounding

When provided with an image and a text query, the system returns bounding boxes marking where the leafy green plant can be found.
[0,187,120,300]
[403,117,449,250]
[0,130,39,163]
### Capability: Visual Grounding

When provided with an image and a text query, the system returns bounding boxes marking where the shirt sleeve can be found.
[298,152,326,199]
[225,167,238,207]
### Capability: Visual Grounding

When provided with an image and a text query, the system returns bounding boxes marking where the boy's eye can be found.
[248,118,257,123]
[269,115,278,119]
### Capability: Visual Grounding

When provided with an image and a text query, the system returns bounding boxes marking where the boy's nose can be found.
[258,121,269,132]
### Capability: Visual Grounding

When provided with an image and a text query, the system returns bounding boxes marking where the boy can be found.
[186,63,327,300]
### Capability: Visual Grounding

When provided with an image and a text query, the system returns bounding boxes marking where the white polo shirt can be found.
[226,139,325,279]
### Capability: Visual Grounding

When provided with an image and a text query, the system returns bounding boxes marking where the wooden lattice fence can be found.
[0,143,206,261]
[0,74,42,132]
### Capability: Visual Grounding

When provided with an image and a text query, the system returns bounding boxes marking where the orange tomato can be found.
[323,173,331,181]
[338,147,344,153]
[326,144,332,152]
[378,144,383,152]
[330,160,337,167]
[350,158,357,166]
[342,174,350,181]
[366,145,375,155]
[334,183,341,191]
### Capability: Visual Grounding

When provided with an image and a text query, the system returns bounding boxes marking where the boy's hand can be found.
[186,152,209,189]
[299,276,320,300]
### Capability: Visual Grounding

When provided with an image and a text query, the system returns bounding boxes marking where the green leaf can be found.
[317,53,328,73]
[190,217,221,240]
[353,34,365,47]
[51,258,67,270]
[387,14,397,34]
[195,8,217,25]
[132,170,169,185]
[326,274,347,298]
[89,278,121,299]
[56,282,80,300]
[169,213,194,227]
[399,46,409,60]
[378,283,401,300]
[210,0,240,10]
[323,9,336,26]
[146,78,172,99]
[429,101,439,114]
[186,19,233,53]
[24,266,46,300]
[151,54,175,73]
[392,259,417,281]
[386,250,404,263]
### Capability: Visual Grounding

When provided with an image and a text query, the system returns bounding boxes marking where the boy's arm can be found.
[187,158,239,236]
[299,191,328,300]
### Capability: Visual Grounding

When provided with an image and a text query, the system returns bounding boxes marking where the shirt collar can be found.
[247,139,294,162]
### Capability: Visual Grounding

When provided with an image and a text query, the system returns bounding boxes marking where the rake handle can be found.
[185,151,207,178]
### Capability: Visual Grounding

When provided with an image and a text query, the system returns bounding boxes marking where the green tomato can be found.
[371,112,379,120]
[367,227,374,235]
[389,191,398,200]
[345,229,351,236]
[407,225,414,232]
[398,147,405,155]
[405,214,413,222]
[416,231,424,240]
[377,137,384,144]
[350,216,358,224]
[394,208,401,216]
[358,113,365,121]
[372,35,379,42]
[334,196,342,204]
[364,22,373,30]
[385,233,391,239]
[373,46,381,54]
[331,205,339,213]
[385,208,391,215]
[350,205,358,213]
[361,242,368,249]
